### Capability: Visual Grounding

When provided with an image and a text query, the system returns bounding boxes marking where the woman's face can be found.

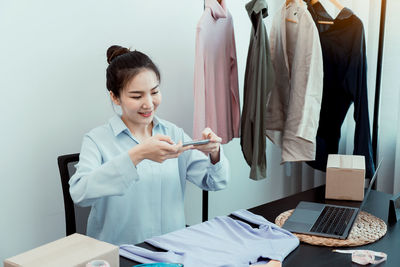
[112,69,161,129]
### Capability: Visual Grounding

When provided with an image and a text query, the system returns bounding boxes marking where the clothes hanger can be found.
[310,0,344,25]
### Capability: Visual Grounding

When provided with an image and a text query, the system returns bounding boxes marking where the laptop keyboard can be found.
[310,206,355,236]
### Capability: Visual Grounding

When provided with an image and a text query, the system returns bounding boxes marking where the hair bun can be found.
[107,45,130,64]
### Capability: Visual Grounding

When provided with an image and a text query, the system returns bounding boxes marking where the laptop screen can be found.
[359,159,382,211]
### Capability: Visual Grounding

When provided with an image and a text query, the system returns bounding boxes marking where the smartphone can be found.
[182,139,210,146]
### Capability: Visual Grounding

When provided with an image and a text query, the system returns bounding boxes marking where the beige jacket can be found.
[266,1,323,163]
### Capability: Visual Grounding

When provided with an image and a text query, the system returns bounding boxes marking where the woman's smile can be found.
[139,111,153,117]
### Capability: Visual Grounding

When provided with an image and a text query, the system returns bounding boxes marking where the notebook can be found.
[282,160,382,239]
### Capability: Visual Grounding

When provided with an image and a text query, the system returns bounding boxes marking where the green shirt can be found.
[241,0,274,180]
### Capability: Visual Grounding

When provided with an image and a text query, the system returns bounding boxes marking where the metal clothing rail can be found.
[372,0,387,190]
[202,0,208,223]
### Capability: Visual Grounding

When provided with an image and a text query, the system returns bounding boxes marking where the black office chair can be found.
[57,153,91,236]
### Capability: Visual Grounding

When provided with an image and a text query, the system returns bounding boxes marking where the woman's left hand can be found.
[194,128,222,164]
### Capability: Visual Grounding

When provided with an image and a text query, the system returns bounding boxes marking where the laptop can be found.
[282,160,382,239]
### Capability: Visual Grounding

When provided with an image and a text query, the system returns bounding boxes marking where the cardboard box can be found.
[4,233,119,267]
[325,154,366,201]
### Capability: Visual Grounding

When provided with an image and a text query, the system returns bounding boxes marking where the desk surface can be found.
[120,186,399,267]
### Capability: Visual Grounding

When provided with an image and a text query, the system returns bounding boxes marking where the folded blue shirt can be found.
[120,209,299,266]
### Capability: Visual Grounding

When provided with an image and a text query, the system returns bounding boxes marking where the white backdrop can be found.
[0,0,386,262]
[378,0,400,195]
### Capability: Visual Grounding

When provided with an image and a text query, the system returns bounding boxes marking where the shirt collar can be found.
[283,0,307,24]
[152,116,164,130]
[109,115,127,136]
[205,0,227,20]
[312,1,353,21]
[109,114,166,137]
[245,0,268,19]
[336,7,353,20]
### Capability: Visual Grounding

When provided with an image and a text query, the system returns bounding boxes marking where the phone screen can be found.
[182,139,210,146]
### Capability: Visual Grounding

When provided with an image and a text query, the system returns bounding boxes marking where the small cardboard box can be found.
[325,154,366,201]
[4,233,119,267]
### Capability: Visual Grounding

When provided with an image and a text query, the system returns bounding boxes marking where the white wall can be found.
[0,0,204,261]
[377,0,400,194]
[0,0,384,263]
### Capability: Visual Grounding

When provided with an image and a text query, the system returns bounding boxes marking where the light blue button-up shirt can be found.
[69,115,229,245]
[120,209,299,266]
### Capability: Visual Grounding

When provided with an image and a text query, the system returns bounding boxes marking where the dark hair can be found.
[106,45,161,98]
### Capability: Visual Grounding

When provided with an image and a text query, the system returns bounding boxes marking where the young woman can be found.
[69,45,229,245]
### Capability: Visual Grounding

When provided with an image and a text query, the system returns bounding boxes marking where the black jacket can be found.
[306,2,375,178]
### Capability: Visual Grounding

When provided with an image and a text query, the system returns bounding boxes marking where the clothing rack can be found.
[202,0,208,223]
[372,0,387,189]
[200,0,387,219]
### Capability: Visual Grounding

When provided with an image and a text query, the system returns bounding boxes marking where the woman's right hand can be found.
[128,134,192,165]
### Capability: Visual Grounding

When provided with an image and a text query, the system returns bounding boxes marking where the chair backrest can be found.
[57,153,91,236]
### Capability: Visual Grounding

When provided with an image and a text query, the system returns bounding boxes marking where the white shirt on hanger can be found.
[266,1,324,163]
